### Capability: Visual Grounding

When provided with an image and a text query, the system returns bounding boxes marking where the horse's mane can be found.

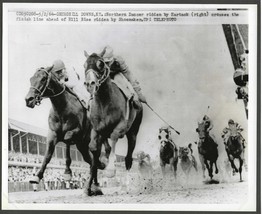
[64,85,87,110]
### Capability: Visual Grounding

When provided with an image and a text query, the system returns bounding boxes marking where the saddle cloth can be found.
[111,73,139,101]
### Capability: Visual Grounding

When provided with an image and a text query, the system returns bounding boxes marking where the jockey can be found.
[159,126,177,149]
[222,119,246,148]
[202,115,214,133]
[51,59,90,108]
[201,115,218,146]
[101,46,147,106]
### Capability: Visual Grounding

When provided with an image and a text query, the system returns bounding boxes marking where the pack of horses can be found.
[25,50,245,196]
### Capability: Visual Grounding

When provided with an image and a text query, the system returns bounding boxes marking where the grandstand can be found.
[8,118,128,192]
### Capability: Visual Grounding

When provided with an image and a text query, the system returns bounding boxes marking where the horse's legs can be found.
[105,137,117,178]
[103,139,111,159]
[76,142,92,165]
[239,157,244,182]
[160,161,166,178]
[192,156,198,172]
[199,154,206,179]
[89,129,99,151]
[214,161,219,174]
[173,150,178,179]
[125,133,136,171]
[33,130,58,182]
[125,111,143,171]
[228,154,238,173]
[106,121,128,177]
[64,144,72,180]
[209,161,214,179]
[204,159,212,179]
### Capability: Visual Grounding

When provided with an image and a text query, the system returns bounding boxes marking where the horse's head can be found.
[196,122,208,142]
[158,127,171,148]
[25,65,63,108]
[178,146,190,159]
[83,51,110,95]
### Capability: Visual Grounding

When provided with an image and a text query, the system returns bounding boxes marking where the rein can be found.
[86,62,111,94]
[30,68,65,105]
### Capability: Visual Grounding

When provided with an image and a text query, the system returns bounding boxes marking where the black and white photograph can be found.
[2,3,258,211]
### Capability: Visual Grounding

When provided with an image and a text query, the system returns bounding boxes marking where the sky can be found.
[7,23,248,159]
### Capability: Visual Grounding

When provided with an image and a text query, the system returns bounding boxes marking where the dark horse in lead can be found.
[196,122,219,181]
[25,66,108,195]
[84,51,143,180]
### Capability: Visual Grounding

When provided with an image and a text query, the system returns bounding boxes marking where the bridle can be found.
[85,59,111,94]
[30,68,65,105]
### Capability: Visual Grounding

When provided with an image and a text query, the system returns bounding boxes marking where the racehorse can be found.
[158,127,178,178]
[224,134,245,182]
[137,151,153,178]
[196,122,219,180]
[83,51,143,179]
[178,143,198,179]
[25,66,110,196]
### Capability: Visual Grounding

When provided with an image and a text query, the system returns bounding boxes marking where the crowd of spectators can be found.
[8,166,89,191]
[8,151,128,192]
[8,151,89,168]
[8,151,92,191]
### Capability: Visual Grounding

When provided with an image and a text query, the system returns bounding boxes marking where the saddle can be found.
[111,73,139,101]
[111,73,140,120]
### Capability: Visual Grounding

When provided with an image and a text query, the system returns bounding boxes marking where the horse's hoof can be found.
[86,186,103,196]
[29,176,40,184]
[105,168,116,178]
[97,161,106,170]
[87,189,95,196]
[63,173,72,181]
[92,185,103,195]
[125,157,133,170]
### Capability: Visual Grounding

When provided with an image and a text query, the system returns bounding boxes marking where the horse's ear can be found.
[99,47,106,57]
[84,50,89,58]
[47,65,54,72]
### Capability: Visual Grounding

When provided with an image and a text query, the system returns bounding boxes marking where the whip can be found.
[145,103,180,135]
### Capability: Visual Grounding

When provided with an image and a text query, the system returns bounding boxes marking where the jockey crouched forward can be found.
[202,115,218,147]
[221,119,246,149]
[101,46,147,108]
[51,59,90,108]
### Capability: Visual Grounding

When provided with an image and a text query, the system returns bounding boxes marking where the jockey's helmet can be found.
[102,46,114,62]
[52,59,65,72]
[203,115,209,121]
[228,119,235,124]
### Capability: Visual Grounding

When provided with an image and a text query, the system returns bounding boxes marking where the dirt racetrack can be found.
[9,179,247,204]
[8,167,249,206]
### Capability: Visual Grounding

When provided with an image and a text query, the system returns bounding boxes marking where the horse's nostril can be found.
[26,97,34,103]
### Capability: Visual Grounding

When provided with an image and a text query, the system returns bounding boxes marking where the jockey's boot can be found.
[130,95,140,109]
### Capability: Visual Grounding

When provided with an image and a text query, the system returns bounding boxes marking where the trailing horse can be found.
[83,51,143,180]
[196,122,219,180]
[224,134,245,182]
[25,66,109,196]
[178,143,198,180]
[158,127,178,178]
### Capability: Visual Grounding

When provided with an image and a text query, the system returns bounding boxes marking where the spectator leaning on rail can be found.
[51,59,90,107]
[101,46,147,107]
